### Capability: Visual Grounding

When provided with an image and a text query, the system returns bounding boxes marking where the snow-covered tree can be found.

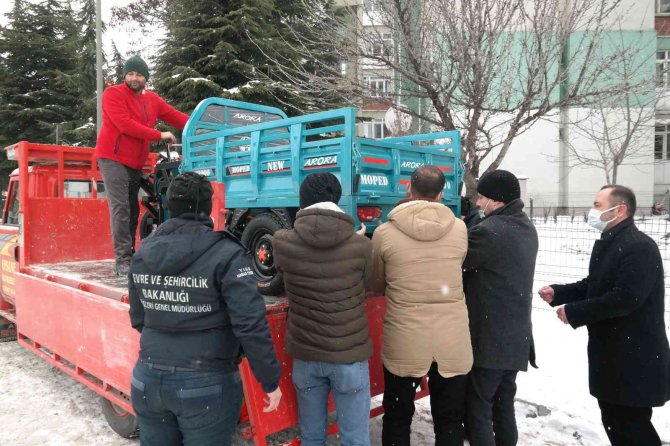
[0,0,80,147]
[60,0,104,146]
[114,0,343,115]
[110,42,125,85]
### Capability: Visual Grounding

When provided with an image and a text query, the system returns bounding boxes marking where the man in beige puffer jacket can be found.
[371,165,473,446]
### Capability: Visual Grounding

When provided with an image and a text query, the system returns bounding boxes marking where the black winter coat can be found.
[129,215,281,392]
[551,218,670,407]
[463,199,538,371]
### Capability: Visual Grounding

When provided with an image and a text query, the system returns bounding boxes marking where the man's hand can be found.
[356,223,367,235]
[556,305,569,325]
[160,131,177,144]
[538,285,555,305]
[263,387,282,412]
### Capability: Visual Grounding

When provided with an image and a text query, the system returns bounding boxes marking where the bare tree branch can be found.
[250,0,643,196]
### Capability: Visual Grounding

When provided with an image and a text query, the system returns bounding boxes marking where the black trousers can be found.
[598,400,661,446]
[382,363,467,446]
[466,367,519,446]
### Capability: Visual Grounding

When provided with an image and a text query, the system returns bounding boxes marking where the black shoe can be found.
[114,262,131,277]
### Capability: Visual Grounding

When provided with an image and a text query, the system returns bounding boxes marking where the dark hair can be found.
[600,184,636,217]
[410,165,445,198]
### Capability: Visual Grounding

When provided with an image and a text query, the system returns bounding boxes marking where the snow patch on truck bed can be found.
[30,260,129,289]
[27,260,289,307]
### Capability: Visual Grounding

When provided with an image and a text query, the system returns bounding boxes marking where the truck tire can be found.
[240,213,287,296]
[100,397,139,438]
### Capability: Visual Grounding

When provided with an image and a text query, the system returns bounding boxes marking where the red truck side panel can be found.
[15,271,139,412]
[26,198,113,264]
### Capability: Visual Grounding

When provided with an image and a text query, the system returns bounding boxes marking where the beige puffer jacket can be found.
[371,200,473,378]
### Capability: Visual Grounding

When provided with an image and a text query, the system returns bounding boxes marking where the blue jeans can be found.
[130,361,243,446]
[292,359,371,446]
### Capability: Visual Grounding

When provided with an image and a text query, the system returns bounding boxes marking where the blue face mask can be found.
[587,205,620,232]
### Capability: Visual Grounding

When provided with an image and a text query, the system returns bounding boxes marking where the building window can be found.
[3,181,19,225]
[368,33,393,58]
[656,125,670,160]
[364,0,382,13]
[659,0,670,13]
[657,51,670,87]
[364,76,391,97]
[364,119,388,139]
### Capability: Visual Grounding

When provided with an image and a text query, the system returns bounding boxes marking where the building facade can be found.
[340,0,657,213]
[656,0,670,208]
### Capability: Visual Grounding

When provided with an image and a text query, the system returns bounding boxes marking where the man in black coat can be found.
[128,172,282,446]
[463,170,538,446]
[539,185,670,446]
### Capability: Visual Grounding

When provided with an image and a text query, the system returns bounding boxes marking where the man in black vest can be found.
[128,172,282,446]
[539,185,670,446]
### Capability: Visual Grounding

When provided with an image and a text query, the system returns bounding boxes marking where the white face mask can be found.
[478,199,491,219]
[587,205,620,232]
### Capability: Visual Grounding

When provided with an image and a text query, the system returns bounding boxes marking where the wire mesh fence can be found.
[529,214,670,328]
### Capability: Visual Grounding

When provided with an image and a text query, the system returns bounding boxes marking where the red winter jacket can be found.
[95,83,189,170]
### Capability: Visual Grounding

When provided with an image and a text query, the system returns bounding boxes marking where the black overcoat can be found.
[463,199,539,371]
[552,218,670,407]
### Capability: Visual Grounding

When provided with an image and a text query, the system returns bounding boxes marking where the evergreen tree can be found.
[61,0,104,146]
[0,0,80,147]
[151,0,342,115]
[110,41,125,85]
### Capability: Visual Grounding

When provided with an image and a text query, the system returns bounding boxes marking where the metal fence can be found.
[530,215,670,327]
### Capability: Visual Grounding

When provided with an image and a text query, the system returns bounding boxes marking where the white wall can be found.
[492,109,655,212]
[618,0,654,30]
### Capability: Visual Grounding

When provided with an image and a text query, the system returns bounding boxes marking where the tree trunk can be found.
[463,168,479,201]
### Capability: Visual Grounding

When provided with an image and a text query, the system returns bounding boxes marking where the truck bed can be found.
[27,260,289,308]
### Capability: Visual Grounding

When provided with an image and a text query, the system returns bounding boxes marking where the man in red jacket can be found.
[95,55,189,276]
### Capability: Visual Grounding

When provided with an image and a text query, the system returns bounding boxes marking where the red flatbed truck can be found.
[0,141,428,445]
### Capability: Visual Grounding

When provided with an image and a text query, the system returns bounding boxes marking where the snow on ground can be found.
[1,216,670,445]
[2,306,668,445]
[0,340,135,446]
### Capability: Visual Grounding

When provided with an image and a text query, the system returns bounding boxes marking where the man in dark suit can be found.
[539,184,670,446]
